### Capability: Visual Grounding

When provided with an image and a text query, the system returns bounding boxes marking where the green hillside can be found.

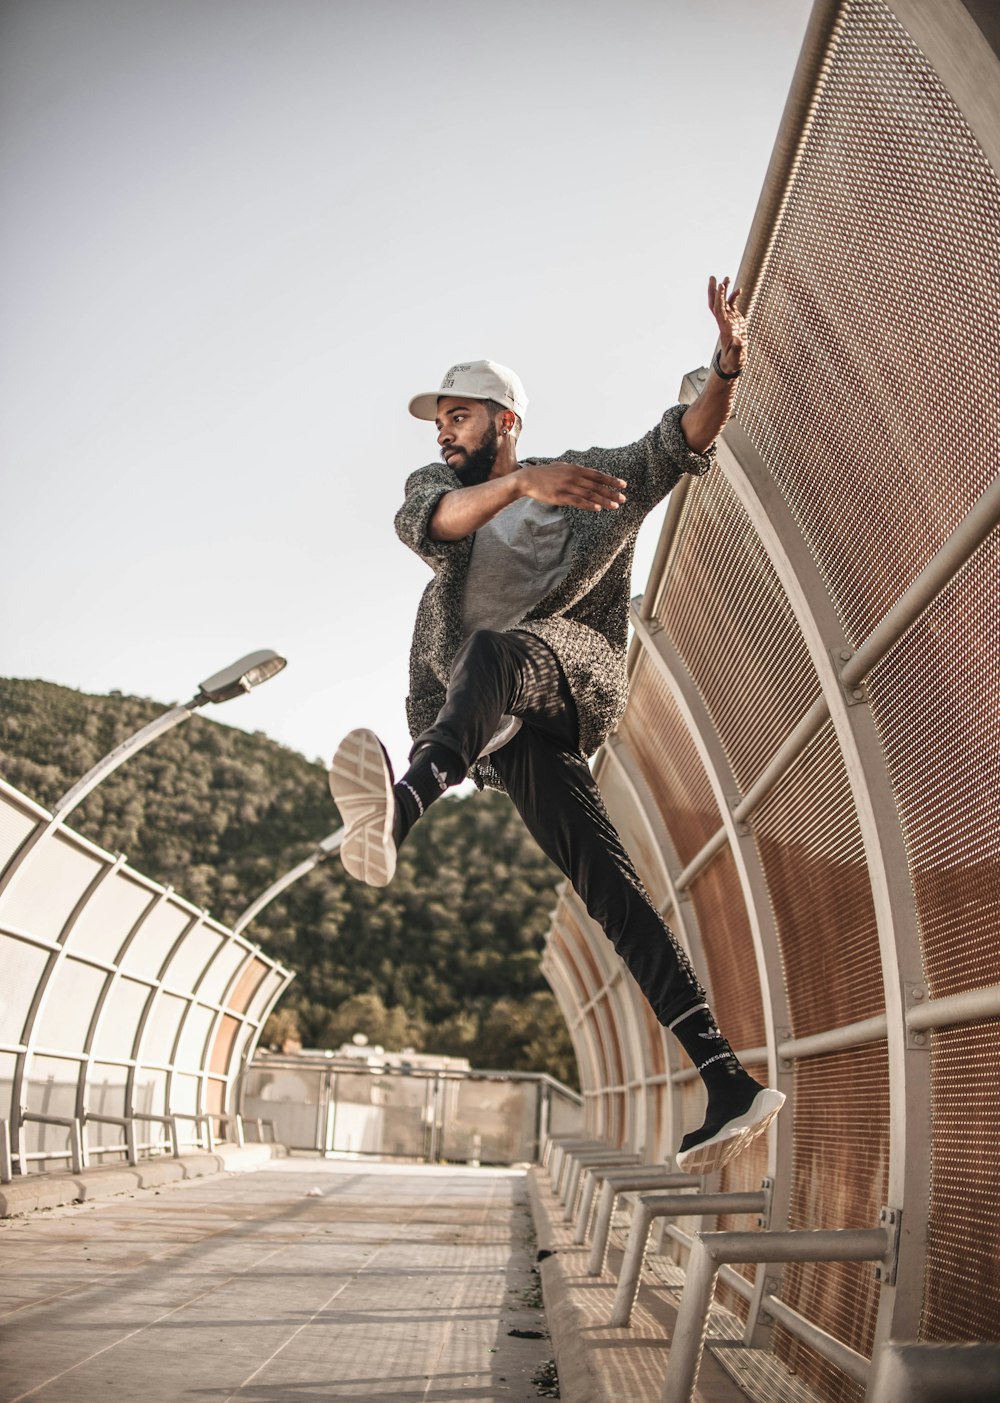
[0,678,577,1084]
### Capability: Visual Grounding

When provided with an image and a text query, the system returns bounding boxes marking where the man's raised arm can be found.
[680,275,748,455]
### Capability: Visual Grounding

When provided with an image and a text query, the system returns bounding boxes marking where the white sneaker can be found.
[674,1087,786,1175]
[328,728,396,887]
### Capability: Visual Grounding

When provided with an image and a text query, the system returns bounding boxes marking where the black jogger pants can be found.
[413,628,707,1026]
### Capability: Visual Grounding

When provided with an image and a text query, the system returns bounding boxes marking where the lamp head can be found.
[196,649,287,705]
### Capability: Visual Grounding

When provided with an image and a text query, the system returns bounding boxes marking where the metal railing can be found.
[0,1107,261,1181]
[241,1054,583,1165]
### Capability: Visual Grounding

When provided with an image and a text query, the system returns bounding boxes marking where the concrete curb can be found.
[0,1141,287,1218]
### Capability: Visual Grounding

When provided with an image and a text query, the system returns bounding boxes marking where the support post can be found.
[0,1119,11,1183]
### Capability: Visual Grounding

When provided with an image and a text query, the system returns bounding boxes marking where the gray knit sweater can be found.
[394,403,715,790]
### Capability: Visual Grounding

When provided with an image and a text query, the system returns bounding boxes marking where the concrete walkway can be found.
[0,1159,553,1402]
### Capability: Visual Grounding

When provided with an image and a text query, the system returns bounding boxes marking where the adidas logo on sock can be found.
[431,762,450,793]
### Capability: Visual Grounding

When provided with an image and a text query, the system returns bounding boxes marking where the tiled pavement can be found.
[0,1159,554,1403]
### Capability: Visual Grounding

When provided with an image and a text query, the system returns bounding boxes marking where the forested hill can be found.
[0,678,577,1084]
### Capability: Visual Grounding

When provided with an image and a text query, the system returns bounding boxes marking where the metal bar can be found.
[778,1016,889,1061]
[700,1227,888,1265]
[665,983,1000,1081]
[575,1163,685,1246]
[661,1228,890,1403]
[612,1192,767,1328]
[0,1120,11,1182]
[69,1118,84,1174]
[661,1233,721,1403]
[673,830,728,892]
[868,1341,1000,1403]
[906,982,1000,1030]
[53,704,197,821]
[587,1172,701,1276]
[761,1292,870,1385]
[718,1264,754,1302]
[233,829,343,935]
[671,1046,770,1083]
[552,1140,605,1194]
[662,1227,757,1306]
[562,1150,642,1216]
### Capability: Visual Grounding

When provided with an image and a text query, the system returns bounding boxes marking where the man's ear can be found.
[500,410,516,436]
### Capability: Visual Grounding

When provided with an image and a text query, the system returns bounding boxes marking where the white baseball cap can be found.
[408,359,528,422]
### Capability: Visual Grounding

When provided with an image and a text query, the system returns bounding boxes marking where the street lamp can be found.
[233,827,344,936]
[0,650,287,894]
[53,649,287,820]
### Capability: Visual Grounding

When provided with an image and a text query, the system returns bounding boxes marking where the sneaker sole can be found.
[328,728,396,887]
[675,1088,786,1175]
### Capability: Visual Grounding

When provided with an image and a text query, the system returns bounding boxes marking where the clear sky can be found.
[1,0,813,775]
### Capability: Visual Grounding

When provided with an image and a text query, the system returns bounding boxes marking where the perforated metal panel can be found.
[540,0,1000,1378]
[68,871,153,964]
[752,721,883,1037]
[737,1,1000,649]
[774,1041,890,1403]
[1,835,103,939]
[687,849,766,1056]
[867,533,1000,1000]
[618,653,721,868]
[923,1022,1000,1341]
[653,461,820,792]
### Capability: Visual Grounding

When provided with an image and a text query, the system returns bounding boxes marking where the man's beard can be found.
[446,421,500,485]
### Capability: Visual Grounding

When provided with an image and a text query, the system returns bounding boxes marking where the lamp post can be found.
[233,827,344,936]
[53,649,287,821]
[0,649,287,892]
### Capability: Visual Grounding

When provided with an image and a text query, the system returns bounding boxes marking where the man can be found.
[329,277,784,1173]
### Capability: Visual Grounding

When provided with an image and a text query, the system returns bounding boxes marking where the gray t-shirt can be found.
[461,497,573,637]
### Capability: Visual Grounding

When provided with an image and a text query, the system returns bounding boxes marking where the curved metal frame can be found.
[0,786,293,1177]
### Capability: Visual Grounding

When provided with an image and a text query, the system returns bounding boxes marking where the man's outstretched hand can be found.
[518,462,627,512]
[709,275,747,376]
[428,461,627,541]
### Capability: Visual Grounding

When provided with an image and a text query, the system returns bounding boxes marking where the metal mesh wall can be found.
[651,459,820,792]
[866,532,1000,998]
[686,849,765,1058]
[732,0,1000,1360]
[737,0,1000,647]
[923,1021,1000,1342]
[536,0,1000,1383]
[617,655,720,869]
[778,1042,891,1403]
[753,721,883,1038]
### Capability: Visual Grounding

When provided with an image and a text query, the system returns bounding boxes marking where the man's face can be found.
[435,397,499,476]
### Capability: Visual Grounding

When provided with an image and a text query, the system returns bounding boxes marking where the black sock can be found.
[668,1004,760,1128]
[391,743,464,848]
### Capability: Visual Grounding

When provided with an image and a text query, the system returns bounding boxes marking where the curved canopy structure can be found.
[542,0,1000,1391]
